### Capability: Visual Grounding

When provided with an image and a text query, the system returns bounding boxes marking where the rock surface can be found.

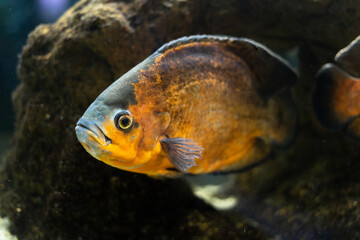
[1,0,360,239]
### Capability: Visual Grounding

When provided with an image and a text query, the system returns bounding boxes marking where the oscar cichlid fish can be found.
[313,35,360,138]
[75,35,297,177]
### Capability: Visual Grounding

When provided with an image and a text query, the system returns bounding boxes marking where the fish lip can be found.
[75,118,111,146]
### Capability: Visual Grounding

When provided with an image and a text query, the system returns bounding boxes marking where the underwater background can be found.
[0,0,77,161]
[0,0,360,239]
[0,0,75,238]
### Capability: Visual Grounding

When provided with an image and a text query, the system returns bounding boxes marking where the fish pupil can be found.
[121,118,130,127]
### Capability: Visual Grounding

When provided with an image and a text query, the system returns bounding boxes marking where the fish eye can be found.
[115,111,133,130]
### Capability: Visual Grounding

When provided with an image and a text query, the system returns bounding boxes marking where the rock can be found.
[1,0,360,239]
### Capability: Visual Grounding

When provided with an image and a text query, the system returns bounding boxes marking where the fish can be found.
[75,35,298,177]
[313,35,360,137]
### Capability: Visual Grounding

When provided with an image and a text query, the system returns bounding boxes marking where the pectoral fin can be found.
[160,138,203,172]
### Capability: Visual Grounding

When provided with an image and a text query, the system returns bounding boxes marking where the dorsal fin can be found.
[154,35,232,54]
[154,35,298,97]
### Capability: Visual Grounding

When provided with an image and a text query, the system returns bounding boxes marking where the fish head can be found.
[75,100,144,168]
[74,59,153,169]
[75,55,170,172]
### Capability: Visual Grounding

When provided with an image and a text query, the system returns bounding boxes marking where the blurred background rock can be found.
[0,0,77,162]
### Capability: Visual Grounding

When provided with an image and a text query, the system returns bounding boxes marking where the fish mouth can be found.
[75,118,111,146]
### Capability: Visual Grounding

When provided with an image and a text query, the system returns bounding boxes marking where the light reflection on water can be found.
[36,0,71,21]
[0,217,17,240]
[185,174,238,210]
